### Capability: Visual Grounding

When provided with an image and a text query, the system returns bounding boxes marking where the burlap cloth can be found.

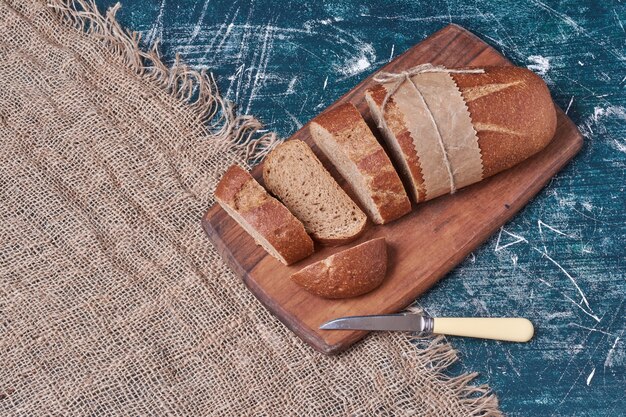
[0,1,502,415]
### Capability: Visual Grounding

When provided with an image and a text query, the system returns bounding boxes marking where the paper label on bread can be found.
[377,72,482,200]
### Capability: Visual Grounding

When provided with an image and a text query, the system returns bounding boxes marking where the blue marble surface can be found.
[95,1,625,415]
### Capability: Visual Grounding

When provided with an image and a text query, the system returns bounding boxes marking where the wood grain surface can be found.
[201,24,583,354]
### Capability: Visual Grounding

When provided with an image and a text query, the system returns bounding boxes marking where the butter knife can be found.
[320,313,534,342]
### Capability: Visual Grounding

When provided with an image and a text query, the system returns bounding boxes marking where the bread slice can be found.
[262,140,367,245]
[291,237,387,299]
[310,103,411,224]
[366,66,557,202]
[215,164,314,265]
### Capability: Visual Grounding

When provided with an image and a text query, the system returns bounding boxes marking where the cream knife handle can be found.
[432,318,534,342]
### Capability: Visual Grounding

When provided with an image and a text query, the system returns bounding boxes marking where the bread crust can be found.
[215,165,314,265]
[452,66,557,177]
[366,66,557,201]
[366,84,428,202]
[291,237,387,299]
[311,103,411,224]
[314,228,366,246]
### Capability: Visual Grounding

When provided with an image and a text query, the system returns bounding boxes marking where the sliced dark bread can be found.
[310,103,411,224]
[262,140,367,245]
[215,164,314,265]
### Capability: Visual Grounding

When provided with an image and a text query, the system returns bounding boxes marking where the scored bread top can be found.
[366,66,557,202]
[451,66,557,177]
[215,164,314,265]
[310,103,411,224]
[262,140,367,245]
[290,237,387,299]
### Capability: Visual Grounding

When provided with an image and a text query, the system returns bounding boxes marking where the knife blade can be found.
[320,313,534,342]
[319,313,432,334]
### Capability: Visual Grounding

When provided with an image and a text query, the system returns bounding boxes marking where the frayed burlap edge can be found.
[41,1,502,415]
[405,307,501,416]
[48,0,279,165]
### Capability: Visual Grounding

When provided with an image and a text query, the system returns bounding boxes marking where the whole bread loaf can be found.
[291,237,387,299]
[263,140,367,245]
[215,165,314,265]
[310,103,411,224]
[366,66,557,202]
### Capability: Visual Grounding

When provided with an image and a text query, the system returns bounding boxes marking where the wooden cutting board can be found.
[202,24,583,354]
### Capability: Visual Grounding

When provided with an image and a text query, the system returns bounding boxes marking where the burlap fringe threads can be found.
[49,0,278,164]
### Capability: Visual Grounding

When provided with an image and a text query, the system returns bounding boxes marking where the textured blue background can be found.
[95,1,625,415]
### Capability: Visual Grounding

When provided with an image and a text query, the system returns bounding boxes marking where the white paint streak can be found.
[323,76,328,90]
[389,44,395,62]
[527,55,551,76]
[189,0,211,42]
[585,367,595,386]
[245,23,275,114]
[339,56,371,77]
[332,26,376,80]
[284,110,303,129]
[570,323,616,337]
[145,0,166,47]
[604,337,621,367]
[614,9,625,33]
[537,277,600,323]
[285,76,298,95]
[538,219,571,238]
[532,248,599,322]
[593,107,605,122]
[565,96,574,114]
[579,106,626,153]
[614,139,626,154]
[505,351,522,377]
[318,17,345,25]
[545,311,572,320]
[360,13,486,22]
[215,19,238,52]
[494,227,528,252]
[537,219,576,253]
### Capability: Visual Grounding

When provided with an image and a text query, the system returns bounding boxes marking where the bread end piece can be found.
[215,165,314,265]
[452,66,558,177]
[291,237,387,299]
[310,103,412,224]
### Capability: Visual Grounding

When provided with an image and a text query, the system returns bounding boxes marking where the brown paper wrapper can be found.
[381,72,483,200]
